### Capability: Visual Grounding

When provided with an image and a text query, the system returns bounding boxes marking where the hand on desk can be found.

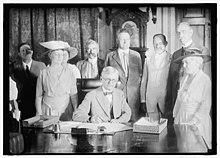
[90,115,104,123]
[147,112,160,123]
[110,119,119,123]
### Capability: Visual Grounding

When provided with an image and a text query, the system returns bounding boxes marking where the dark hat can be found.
[174,47,211,63]
[40,41,78,59]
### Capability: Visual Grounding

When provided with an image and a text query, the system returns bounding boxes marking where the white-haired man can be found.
[72,66,131,123]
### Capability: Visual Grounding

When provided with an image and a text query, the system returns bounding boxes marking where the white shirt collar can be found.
[182,39,193,48]
[88,57,97,65]
[23,59,32,70]
[118,48,129,55]
[102,86,113,93]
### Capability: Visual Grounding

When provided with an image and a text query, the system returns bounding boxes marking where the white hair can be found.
[183,56,204,69]
[101,66,119,78]
[177,22,193,32]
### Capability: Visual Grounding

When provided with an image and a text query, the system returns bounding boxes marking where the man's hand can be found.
[148,112,160,123]
[90,115,104,123]
[110,119,120,123]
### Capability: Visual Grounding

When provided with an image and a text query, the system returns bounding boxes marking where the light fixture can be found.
[151,7,157,24]
[146,7,157,24]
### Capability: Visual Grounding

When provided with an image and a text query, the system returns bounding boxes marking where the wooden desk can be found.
[21,124,208,154]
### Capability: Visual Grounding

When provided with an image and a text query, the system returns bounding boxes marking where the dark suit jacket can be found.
[72,87,131,123]
[13,59,46,119]
[104,49,142,121]
[164,42,210,122]
[76,58,104,79]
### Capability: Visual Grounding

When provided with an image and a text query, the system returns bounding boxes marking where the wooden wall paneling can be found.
[19,8,31,45]
[80,8,93,59]
[9,8,20,58]
[32,8,46,60]
[69,8,81,57]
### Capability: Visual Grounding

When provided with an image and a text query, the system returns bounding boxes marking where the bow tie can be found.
[103,91,113,96]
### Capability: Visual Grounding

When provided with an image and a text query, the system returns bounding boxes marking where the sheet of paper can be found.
[47,121,133,134]
[77,122,133,133]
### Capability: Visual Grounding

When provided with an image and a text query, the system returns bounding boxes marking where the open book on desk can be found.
[44,121,133,135]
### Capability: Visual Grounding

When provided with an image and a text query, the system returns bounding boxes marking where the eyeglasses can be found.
[102,78,118,83]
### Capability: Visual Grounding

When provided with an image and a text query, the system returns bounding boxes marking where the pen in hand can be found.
[90,115,105,123]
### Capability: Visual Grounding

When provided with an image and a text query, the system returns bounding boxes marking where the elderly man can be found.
[77,39,104,79]
[13,43,46,120]
[104,28,142,122]
[72,66,131,123]
[164,22,211,123]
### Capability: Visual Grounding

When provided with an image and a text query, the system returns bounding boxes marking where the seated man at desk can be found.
[72,66,131,123]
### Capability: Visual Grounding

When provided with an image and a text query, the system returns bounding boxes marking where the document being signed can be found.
[52,121,133,134]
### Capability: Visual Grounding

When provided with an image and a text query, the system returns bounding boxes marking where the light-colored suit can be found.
[104,49,142,121]
[140,51,171,114]
[72,87,131,123]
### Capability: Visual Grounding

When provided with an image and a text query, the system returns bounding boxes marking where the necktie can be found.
[26,65,30,77]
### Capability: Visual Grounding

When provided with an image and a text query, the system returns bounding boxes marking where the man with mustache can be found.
[13,43,46,120]
[76,39,104,79]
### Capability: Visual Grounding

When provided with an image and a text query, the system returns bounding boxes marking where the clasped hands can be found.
[90,115,119,123]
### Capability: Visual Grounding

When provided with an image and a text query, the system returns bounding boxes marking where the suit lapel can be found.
[112,50,125,73]
[128,50,135,76]
[81,60,89,78]
[95,87,111,118]
[112,89,119,119]
[30,60,35,73]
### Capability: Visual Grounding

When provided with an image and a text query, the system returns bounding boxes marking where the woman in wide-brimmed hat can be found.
[173,48,212,149]
[62,46,81,79]
[35,41,78,121]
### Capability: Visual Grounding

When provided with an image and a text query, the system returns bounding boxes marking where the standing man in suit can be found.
[72,66,131,123]
[164,22,211,123]
[104,28,142,122]
[13,43,46,120]
[77,39,104,79]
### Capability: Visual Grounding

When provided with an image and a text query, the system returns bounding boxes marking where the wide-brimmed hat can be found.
[40,40,78,59]
[174,47,211,63]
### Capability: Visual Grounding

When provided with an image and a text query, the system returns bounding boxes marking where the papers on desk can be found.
[45,121,133,135]
[133,117,168,134]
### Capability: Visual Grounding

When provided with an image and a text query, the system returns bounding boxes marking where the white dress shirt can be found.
[102,86,113,103]
[182,39,193,48]
[23,59,32,70]
[118,48,129,76]
[86,58,98,78]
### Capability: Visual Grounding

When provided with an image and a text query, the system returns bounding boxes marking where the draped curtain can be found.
[8,7,99,65]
